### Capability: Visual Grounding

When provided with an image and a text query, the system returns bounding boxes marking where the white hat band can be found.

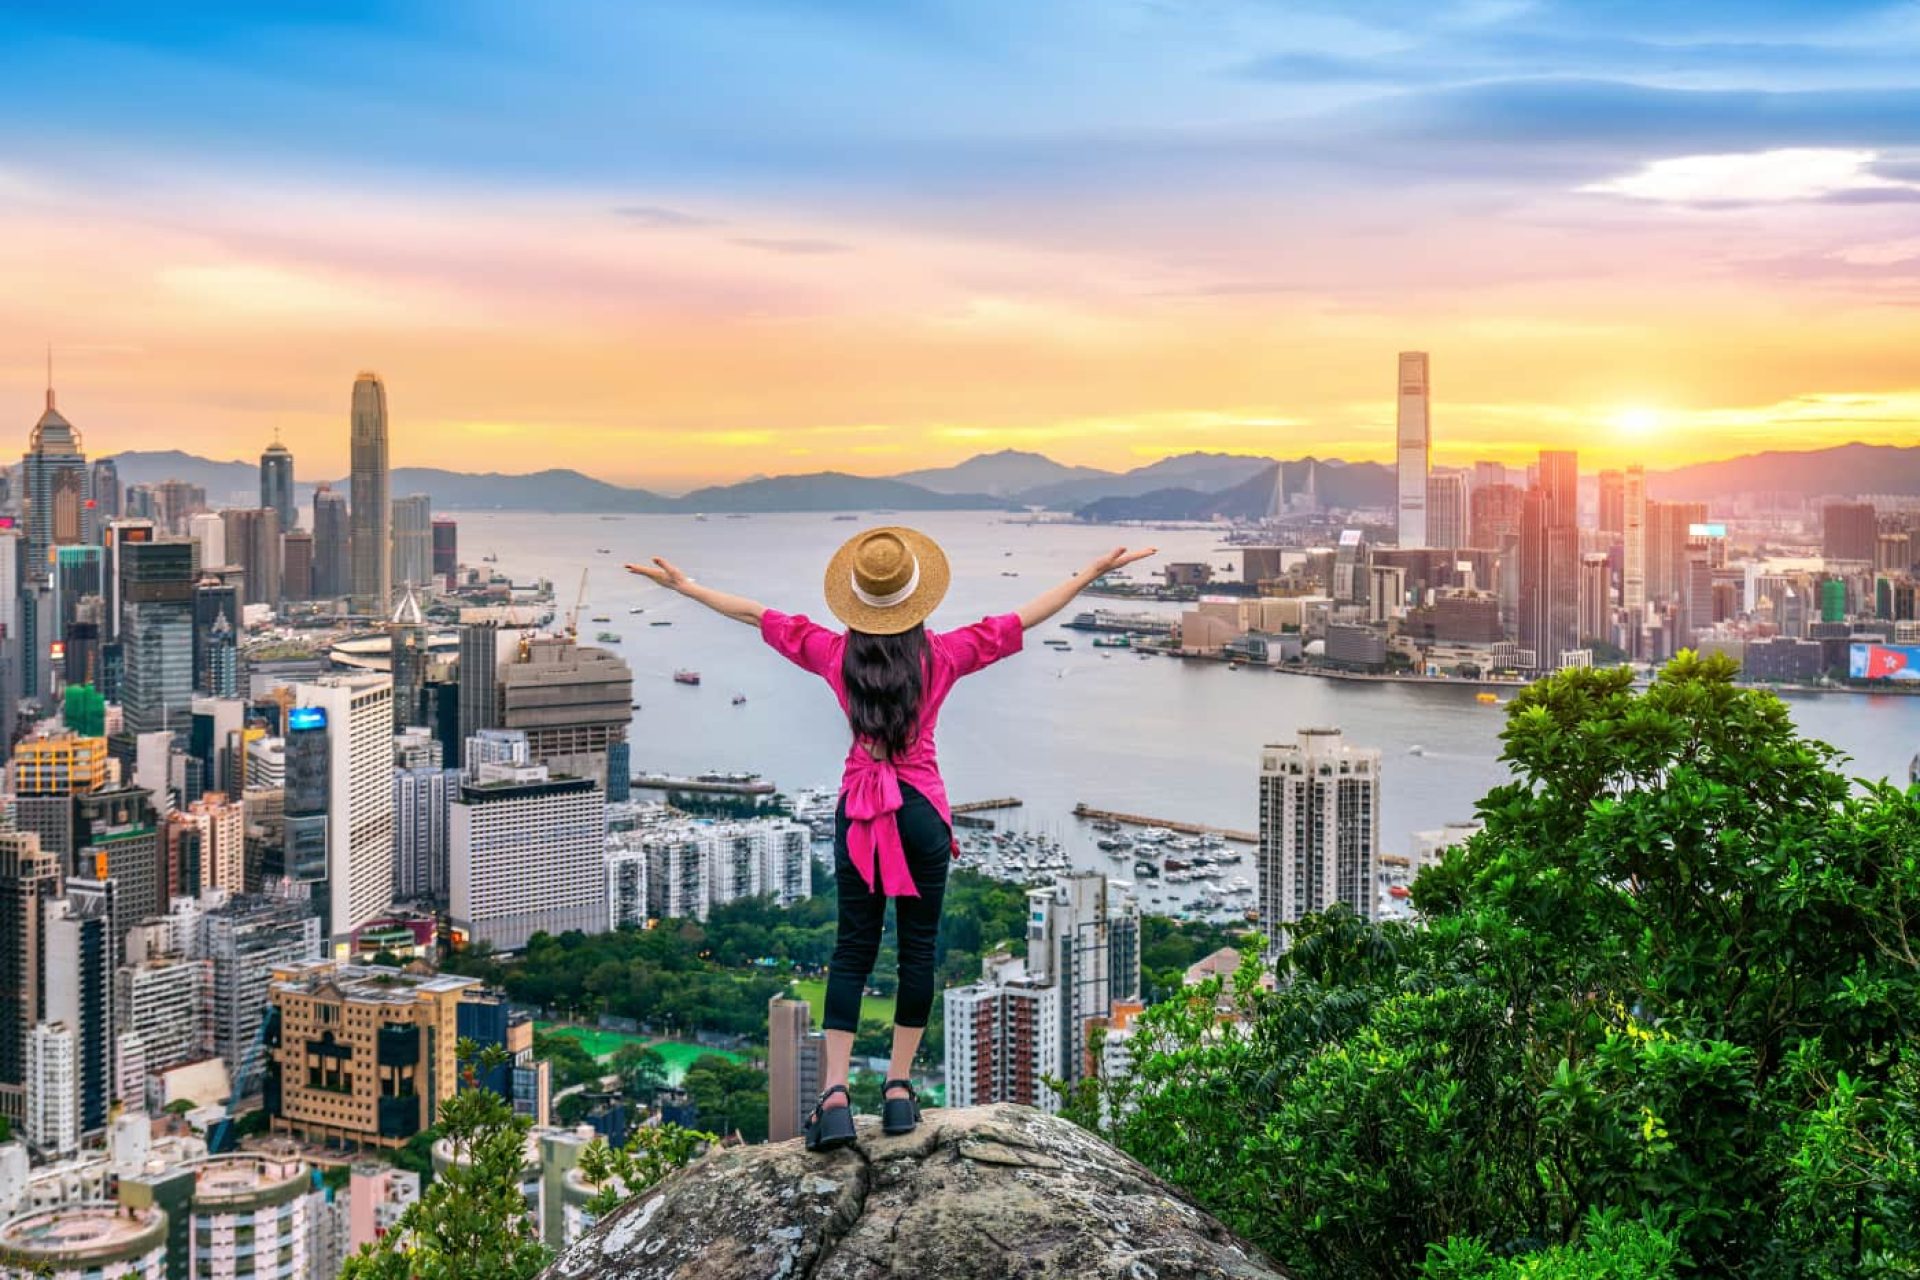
[851,557,920,609]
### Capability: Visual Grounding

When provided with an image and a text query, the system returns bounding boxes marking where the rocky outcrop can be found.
[541,1103,1289,1279]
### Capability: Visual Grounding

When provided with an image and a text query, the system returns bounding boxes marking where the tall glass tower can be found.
[1395,352,1430,549]
[348,373,391,613]
[24,381,89,582]
[260,438,296,533]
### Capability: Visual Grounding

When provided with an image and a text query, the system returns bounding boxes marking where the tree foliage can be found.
[1069,654,1920,1277]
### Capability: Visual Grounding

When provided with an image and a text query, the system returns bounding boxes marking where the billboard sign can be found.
[1688,522,1728,539]
[1850,643,1920,682]
[288,706,328,732]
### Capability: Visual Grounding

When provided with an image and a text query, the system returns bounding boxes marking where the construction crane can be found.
[565,567,589,641]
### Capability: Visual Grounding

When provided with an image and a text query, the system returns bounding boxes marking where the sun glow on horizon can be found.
[1611,407,1661,438]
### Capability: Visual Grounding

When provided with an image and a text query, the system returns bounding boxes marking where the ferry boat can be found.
[1091,635,1130,649]
[673,670,701,686]
[595,631,622,643]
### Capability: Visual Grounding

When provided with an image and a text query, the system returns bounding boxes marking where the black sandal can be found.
[804,1085,857,1152]
[881,1078,921,1135]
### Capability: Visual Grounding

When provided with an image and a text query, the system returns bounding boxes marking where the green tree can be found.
[610,1043,670,1101]
[1069,655,1920,1277]
[577,1123,714,1217]
[681,1055,769,1144]
[342,1044,550,1280]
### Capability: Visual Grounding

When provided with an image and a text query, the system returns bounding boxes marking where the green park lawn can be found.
[788,977,895,1029]
[535,1022,749,1084]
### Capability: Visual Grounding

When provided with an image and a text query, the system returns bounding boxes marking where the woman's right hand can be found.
[626,557,693,592]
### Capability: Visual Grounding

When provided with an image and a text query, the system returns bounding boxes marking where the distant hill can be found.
[894,449,1109,498]
[1016,452,1276,508]
[675,472,1009,513]
[381,468,673,512]
[1072,459,1396,522]
[1651,443,1920,500]
[104,450,262,503]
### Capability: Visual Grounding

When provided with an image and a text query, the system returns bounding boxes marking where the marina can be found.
[631,771,777,796]
[1071,803,1257,845]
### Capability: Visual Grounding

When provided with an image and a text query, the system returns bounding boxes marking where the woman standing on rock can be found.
[630,527,1154,1150]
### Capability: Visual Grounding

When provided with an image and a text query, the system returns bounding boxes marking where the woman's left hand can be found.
[1085,546,1158,576]
[626,557,694,591]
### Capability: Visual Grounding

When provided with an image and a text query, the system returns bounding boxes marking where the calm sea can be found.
[459,511,1920,863]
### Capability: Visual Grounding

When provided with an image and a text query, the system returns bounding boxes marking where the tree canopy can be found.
[1069,654,1920,1277]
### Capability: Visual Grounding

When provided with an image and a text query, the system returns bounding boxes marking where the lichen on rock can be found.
[542,1103,1289,1279]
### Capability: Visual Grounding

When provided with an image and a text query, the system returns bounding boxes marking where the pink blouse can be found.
[760,609,1025,897]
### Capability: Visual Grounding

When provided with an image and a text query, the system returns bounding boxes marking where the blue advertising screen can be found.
[288,707,328,731]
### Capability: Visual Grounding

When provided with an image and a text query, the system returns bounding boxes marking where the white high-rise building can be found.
[1623,464,1647,613]
[704,820,813,908]
[188,510,226,572]
[43,881,115,1142]
[1396,351,1431,549]
[603,816,814,924]
[26,1022,77,1158]
[450,765,606,951]
[1022,873,1141,1091]
[605,847,650,930]
[1257,728,1382,945]
[944,953,1062,1113]
[114,944,210,1091]
[295,674,396,942]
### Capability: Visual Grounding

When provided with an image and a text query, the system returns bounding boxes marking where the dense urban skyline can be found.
[4,3,1920,487]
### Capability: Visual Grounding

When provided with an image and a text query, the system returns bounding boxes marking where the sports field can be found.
[788,977,895,1029]
[535,1022,749,1083]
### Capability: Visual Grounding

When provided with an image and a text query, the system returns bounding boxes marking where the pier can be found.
[632,773,777,796]
[1072,803,1257,845]
[951,798,1023,815]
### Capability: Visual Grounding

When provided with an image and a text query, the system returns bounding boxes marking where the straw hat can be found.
[823,526,950,635]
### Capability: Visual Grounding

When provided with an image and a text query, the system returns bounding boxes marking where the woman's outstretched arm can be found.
[626,557,767,626]
[1014,546,1157,630]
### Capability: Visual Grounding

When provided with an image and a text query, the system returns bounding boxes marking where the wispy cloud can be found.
[613,204,721,228]
[1580,148,1920,205]
[730,236,854,255]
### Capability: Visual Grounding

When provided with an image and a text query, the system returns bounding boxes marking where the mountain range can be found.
[97,442,1920,518]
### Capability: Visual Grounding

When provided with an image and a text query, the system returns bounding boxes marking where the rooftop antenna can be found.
[45,342,53,412]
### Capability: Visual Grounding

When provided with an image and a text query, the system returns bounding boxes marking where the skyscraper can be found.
[260,438,296,533]
[1823,502,1878,566]
[432,518,458,589]
[349,373,392,613]
[449,762,606,951]
[119,540,197,736]
[43,878,115,1140]
[312,486,349,601]
[193,579,241,696]
[282,530,313,602]
[24,378,89,580]
[0,831,61,1132]
[1425,471,1469,551]
[1623,465,1647,612]
[222,507,281,608]
[393,728,449,906]
[1578,552,1611,646]
[1598,470,1625,535]
[294,675,396,943]
[497,635,633,795]
[1257,728,1381,946]
[457,623,501,759]
[766,995,824,1144]
[1519,482,1580,669]
[389,585,428,729]
[1022,872,1140,1090]
[89,458,120,526]
[1395,352,1431,548]
[391,493,431,591]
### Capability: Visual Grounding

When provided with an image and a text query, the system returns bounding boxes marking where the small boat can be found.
[630,702,642,710]
[596,548,611,554]
[1001,571,1019,577]
[732,694,747,706]
[694,514,709,522]
[650,620,673,627]
[1407,745,1425,756]
[482,552,499,563]
[674,670,701,686]
[629,606,646,614]
[596,631,622,643]
[831,514,858,521]
[1475,691,1499,705]
[591,615,611,622]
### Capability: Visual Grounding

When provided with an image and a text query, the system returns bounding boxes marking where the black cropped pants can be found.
[826,782,951,1033]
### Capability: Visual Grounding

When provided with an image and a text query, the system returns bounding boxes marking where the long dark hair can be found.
[842,625,929,760]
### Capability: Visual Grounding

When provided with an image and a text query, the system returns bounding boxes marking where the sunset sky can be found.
[4,1,1920,491]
